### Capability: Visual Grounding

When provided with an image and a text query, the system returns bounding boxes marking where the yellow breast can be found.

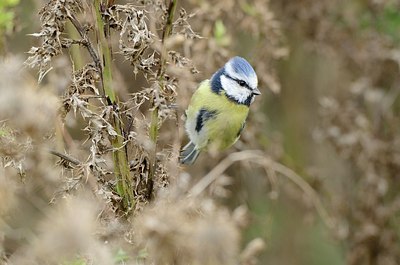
[185,80,249,150]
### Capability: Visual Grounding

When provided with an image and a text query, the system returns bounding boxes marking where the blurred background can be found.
[1,0,400,264]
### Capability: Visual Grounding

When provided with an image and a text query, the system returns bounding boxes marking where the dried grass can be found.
[1,0,282,264]
[1,0,399,264]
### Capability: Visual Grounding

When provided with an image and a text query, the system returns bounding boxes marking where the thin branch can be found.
[93,0,135,211]
[49,149,81,166]
[68,13,103,95]
[158,0,178,77]
[189,150,334,229]
[148,0,178,197]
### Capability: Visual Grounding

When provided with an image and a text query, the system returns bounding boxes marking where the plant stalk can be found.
[148,0,178,194]
[93,0,135,211]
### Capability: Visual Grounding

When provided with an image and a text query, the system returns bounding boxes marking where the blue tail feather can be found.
[180,141,201,165]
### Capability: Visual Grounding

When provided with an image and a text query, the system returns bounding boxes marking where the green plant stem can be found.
[148,0,178,193]
[159,0,178,78]
[93,0,134,211]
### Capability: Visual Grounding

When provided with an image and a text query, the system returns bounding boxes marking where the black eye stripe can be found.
[238,80,246,86]
[223,74,252,91]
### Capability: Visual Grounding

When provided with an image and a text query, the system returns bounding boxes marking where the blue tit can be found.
[180,56,261,165]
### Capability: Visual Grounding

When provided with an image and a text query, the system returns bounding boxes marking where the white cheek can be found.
[220,76,251,103]
[248,74,258,90]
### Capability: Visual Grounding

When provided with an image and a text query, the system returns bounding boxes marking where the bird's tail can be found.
[180,141,201,165]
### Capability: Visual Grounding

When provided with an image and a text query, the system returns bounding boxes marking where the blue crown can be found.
[227,56,256,77]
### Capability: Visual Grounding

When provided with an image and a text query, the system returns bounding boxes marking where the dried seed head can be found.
[9,195,113,265]
[25,0,83,81]
[113,5,156,75]
[134,197,240,265]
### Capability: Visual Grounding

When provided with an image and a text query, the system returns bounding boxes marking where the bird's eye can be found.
[238,80,246,86]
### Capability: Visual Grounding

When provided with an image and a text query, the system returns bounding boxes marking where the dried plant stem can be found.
[49,149,80,166]
[68,13,102,88]
[190,150,334,229]
[93,0,134,211]
[148,0,178,191]
[159,0,178,77]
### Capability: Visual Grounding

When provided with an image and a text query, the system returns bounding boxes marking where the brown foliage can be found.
[1,0,399,264]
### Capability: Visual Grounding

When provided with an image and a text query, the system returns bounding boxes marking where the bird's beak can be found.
[253,87,261,95]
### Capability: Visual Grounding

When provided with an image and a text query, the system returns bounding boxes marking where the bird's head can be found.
[211,56,260,106]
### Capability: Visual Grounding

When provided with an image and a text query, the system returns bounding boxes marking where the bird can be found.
[180,56,261,165]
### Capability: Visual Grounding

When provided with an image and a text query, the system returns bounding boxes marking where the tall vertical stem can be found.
[148,0,178,193]
[93,0,135,211]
